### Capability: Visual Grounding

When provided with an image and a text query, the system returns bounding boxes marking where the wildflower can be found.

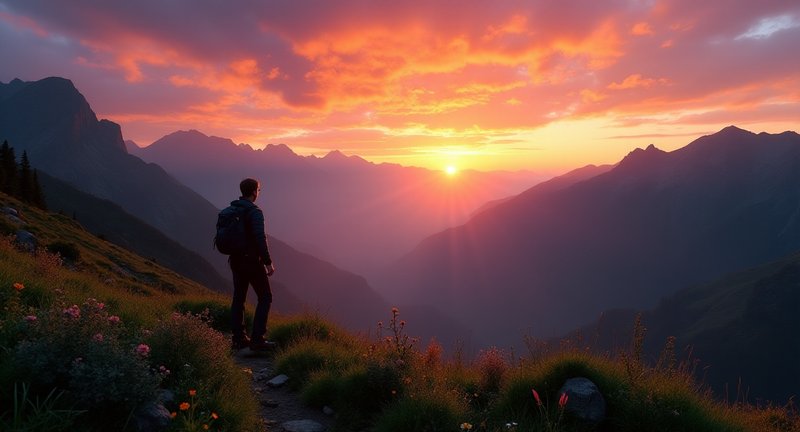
[108,315,121,323]
[13,282,24,291]
[559,392,569,408]
[97,302,105,309]
[211,412,219,420]
[179,402,190,411]
[460,423,473,430]
[203,425,209,430]
[135,343,151,357]
[189,389,196,397]
[24,315,37,322]
[532,389,542,406]
[391,307,399,314]
[93,333,104,342]
[399,320,406,327]
[170,412,177,419]
[63,305,80,319]
[505,422,519,429]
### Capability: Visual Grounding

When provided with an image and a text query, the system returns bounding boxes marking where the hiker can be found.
[226,178,276,351]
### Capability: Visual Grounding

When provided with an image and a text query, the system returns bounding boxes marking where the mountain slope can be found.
[569,249,800,403]
[38,170,230,290]
[382,126,800,345]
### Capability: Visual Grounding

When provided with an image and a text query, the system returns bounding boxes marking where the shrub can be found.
[145,312,260,432]
[268,313,339,347]
[274,338,360,391]
[46,242,81,263]
[374,393,465,432]
[173,299,242,333]
[10,297,160,430]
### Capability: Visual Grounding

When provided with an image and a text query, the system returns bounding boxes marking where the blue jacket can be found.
[229,198,272,265]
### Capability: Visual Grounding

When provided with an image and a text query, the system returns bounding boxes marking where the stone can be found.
[14,230,37,252]
[558,377,606,424]
[322,406,334,416]
[132,401,171,432]
[267,374,290,387]
[261,399,280,408]
[281,419,326,432]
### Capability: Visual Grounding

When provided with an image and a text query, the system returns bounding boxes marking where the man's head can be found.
[240,178,260,200]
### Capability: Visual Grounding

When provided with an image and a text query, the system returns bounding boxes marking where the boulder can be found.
[558,377,606,424]
[132,401,171,432]
[281,419,326,432]
[14,230,37,252]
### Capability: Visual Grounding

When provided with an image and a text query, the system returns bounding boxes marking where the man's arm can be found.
[250,208,273,268]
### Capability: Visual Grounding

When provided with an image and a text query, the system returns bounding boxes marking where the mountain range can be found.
[381,126,800,347]
[128,130,543,279]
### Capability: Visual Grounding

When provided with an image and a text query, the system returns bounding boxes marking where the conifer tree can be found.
[1,141,17,195]
[19,150,32,201]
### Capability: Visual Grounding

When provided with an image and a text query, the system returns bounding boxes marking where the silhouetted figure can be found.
[228,178,276,351]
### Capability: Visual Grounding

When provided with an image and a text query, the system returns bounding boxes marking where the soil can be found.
[234,349,336,432]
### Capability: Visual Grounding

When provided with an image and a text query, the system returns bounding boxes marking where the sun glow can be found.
[445,165,458,176]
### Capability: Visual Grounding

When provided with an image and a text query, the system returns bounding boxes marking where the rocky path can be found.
[234,350,335,432]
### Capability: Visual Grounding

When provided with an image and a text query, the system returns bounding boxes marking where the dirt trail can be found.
[234,350,335,431]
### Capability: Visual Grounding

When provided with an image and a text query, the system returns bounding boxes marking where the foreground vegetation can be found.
[1,192,798,431]
[0,194,262,431]
[267,310,798,432]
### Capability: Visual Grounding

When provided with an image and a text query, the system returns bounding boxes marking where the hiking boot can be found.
[232,335,251,350]
[249,339,277,352]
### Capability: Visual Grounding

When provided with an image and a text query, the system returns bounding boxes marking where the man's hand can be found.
[266,263,275,276]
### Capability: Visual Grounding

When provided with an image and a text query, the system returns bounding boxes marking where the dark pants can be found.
[229,255,272,342]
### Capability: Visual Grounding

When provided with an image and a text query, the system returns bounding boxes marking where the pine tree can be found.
[1,141,17,195]
[18,150,32,201]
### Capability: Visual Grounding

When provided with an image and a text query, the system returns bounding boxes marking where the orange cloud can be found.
[607,74,669,90]
[631,22,654,36]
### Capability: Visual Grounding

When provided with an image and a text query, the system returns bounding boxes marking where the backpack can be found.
[213,205,252,255]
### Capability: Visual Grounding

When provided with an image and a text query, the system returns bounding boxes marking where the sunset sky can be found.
[1,1,798,172]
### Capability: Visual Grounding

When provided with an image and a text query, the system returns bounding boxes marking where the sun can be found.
[445,165,458,176]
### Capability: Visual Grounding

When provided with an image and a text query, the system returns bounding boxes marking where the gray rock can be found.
[558,377,606,424]
[14,230,37,252]
[322,406,334,416]
[281,419,326,432]
[132,401,171,432]
[267,374,290,387]
[2,206,19,217]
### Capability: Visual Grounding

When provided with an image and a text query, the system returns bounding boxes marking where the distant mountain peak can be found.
[616,143,667,172]
[265,143,298,157]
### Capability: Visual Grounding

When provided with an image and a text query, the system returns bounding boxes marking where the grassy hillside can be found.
[0,192,263,431]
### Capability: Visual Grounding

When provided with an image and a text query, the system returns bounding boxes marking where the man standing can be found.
[228,178,276,351]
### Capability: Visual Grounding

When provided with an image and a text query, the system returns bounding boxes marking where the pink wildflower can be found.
[559,392,569,408]
[532,389,542,406]
[24,315,37,322]
[135,343,151,357]
[63,305,80,319]
[108,315,121,323]
[97,302,105,310]
[93,333,104,342]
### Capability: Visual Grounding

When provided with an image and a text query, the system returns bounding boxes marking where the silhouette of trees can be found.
[0,140,47,210]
